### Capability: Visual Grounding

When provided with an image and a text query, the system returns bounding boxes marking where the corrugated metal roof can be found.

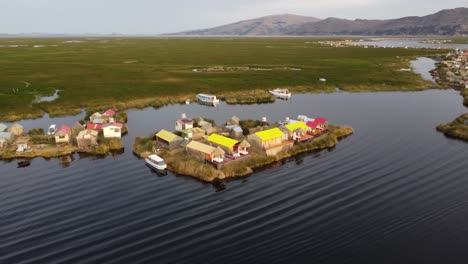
[207,133,239,148]
[255,128,285,141]
[285,121,308,132]
[0,123,7,132]
[77,129,98,138]
[103,122,123,128]
[103,109,116,116]
[186,140,219,154]
[56,125,71,135]
[307,117,328,128]
[0,132,13,139]
[156,130,182,142]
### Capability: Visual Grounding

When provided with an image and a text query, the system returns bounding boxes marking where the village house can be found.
[0,123,7,132]
[249,128,292,156]
[16,141,29,152]
[103,123,123,138]
[87,123,103,131]
[175,115,194,132]
[102,109,116,121]
[306,117,329,134]
[281,121,309,141]
[55,125,72,144]
[198,120,216,135]
[0,131,14,142]
[156,130,184,150]
[0,138,7,149]
[207,133,240,155]
[238,140,251,155]
[182,127,206,140]
[0,132,14,149]
[225,125,243,138]
[186,140,225,164]
[90,112,104,124]
[8,123,24,136]
[76,129,99,148]
[226,116,240,126]
[72,122,85,134]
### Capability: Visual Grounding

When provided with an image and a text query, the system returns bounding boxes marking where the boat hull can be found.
[145,159,167,171]
[269,91,292,98]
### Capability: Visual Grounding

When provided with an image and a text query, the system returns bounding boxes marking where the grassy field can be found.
[450,37,468,44]
[0,37,443,121]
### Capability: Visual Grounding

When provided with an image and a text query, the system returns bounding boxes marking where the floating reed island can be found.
[0,109,128,160]
[133,114,353,182]
[437,114,468,141]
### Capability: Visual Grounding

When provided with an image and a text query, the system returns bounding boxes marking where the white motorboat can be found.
[269,89,292,98]
[47,124,57,135]
[196,94,220,104]
[145,154,167,170]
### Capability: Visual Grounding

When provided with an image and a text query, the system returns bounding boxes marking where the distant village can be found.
[0,109,127,159]
[433,49,468,90]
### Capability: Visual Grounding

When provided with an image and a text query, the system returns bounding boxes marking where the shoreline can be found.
[436,114,468,141]
[429,49,468,140]
[0,81,438,123]
[133,125,353,183]
[0,144,124,160]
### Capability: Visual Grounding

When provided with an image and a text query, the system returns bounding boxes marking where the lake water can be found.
[1,86,468,263]
[35,89,61,103]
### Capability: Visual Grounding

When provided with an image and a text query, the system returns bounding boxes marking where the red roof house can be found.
[306,117,329,132]
[87,123,103,130]
[56,125,72,135]
[55,125,72,144]
[103,109,116,117]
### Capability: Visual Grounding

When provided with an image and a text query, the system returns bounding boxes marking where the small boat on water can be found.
[269,89,292,98]
[47,124,57,135]
[145,154,167,171]
[196,94,220,104]
[17,160,31,168]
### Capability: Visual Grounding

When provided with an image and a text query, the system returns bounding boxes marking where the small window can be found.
[114,128,120,133]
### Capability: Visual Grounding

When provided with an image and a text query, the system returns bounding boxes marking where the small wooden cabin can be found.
[76,129,98,148]
[156,130,184,150]
[250,128,286,150]
[186,140,225,163]
[207,133,240,155]
[103,123,123,138]
[8,123,24,136]
[282,121,309,141]
[55,125,72,144]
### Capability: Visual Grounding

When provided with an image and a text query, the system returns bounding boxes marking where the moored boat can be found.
[196,94,220,104]
[145,154,167,170]
[47,124,57,135]
[269,89,292,98]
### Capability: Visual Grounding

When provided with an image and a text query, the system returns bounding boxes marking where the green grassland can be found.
[0,37,443,121]
[450,37,468,44]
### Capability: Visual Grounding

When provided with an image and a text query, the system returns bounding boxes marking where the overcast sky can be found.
[1,0,466,34]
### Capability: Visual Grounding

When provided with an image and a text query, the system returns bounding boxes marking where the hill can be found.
[171,8,468,36]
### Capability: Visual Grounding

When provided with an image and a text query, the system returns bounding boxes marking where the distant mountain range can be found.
[170,8,468,36]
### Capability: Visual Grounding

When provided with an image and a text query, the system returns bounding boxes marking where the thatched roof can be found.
[212,146,225,155]
[239,139,251,148]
